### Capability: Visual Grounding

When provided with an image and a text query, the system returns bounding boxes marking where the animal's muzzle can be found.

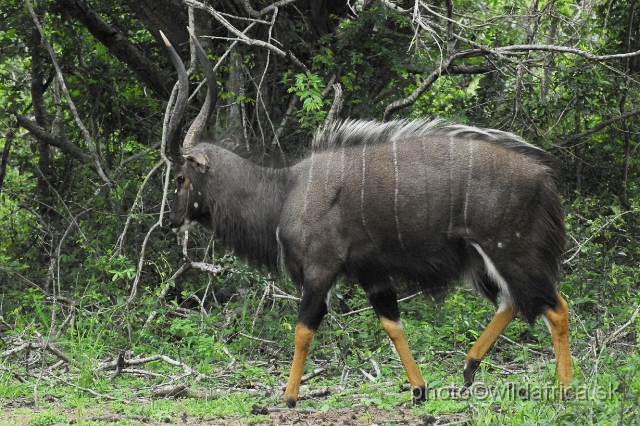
[168,218,191,233]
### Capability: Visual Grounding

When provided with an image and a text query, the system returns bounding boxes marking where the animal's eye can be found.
[177,175,185,186]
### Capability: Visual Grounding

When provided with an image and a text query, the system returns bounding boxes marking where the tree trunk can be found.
[225,44,245,144]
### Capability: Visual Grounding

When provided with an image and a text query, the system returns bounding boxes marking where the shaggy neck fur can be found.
[186,144,292,271]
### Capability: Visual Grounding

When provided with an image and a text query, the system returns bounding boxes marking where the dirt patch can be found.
[202,407,414,425]
[190,406,466,425]
[0,405,468,425]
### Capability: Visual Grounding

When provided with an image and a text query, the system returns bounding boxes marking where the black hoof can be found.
[412,385,426,404]
[284,397,297,408]
[463,358,480,388]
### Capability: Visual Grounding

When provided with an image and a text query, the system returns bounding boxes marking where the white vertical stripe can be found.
[302,153,315,242]
[361,142,374,242]
[392,139,405,249]
[324,150,333,193]
[448,136,455,233]
[303,152,315,213]
[340,145,346,186]
[464,139,475,235]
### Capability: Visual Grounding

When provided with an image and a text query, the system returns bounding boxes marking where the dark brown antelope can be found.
[161,29,572,407]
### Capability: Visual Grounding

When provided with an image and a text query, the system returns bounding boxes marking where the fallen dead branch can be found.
[51,374,118,400]
[151,383,191,398]
[0,337,71,364]
[98,353,206,380]
[278,367,327,390]
[298,386,331,400]
[251,405,318,414]
[71,415,154,424]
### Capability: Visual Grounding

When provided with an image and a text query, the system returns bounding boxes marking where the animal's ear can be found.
[183,151,209,173]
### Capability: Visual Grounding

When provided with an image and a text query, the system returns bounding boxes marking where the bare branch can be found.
[448,64,495,74]
[183,0,309,72]
[493,44,640,61]
[233,0,298,18]
[271,95,298,146]
[563,210,634,264]
[383,50,483,120]
[14,114,94,164]
[342,293,422,317]
[324,83,343,125]
[555,107,640,148]
[56,0,170,98]
[51,374,119,400]
[600,302,640,350]
[114,142,161,173]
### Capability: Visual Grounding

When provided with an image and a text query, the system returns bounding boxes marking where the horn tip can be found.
[159,30,171,46]
[187,27,196,39]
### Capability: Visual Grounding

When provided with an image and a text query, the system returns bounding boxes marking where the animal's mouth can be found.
[171,218,192,233]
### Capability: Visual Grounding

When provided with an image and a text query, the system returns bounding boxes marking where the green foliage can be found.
[287,72,329,128]
[28,412,68,426]
[0,0,639,423]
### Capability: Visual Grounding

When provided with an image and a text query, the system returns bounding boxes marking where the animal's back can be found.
[280,122,564,320]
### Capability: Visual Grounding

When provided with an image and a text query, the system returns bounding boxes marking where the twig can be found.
[0,342,30,358]
[272,293,301,301]
[43,341,72,364]
[113,142,161,174]
[0,339,72,364]
[184,0,309,72]
[474,320,544,356]
[342,292,422,317]
[299,386,330,400]
[190,262,222,274]
[259,407,318,413]
[600,302,640,350]
[370,357,381,379]
[302,367,326,383]
[75,415,153,424]
[127,73,179,304]
[51,374,118,400]
[563,210,633,264]
[98,353,200,377]
[555,107,640,148]
[223,347,236,369]
[238,332,276,344]
[233,0,297,18]
[359,368,376,382]
[151,383,191,398]
[271,95,298,146]
[114,159,164,256]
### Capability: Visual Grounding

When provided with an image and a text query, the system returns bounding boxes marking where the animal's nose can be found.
[168,221,173,228]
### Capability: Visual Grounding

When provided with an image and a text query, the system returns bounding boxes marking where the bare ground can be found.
[0,397,469,425]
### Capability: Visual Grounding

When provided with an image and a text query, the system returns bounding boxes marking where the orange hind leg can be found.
[464,293,572,398]
[543,292,573,396]
[463,303,517,387]
[366,285,426,403]
[379,317,426,402]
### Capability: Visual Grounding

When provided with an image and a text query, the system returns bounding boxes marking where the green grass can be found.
[1,242,638,425]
